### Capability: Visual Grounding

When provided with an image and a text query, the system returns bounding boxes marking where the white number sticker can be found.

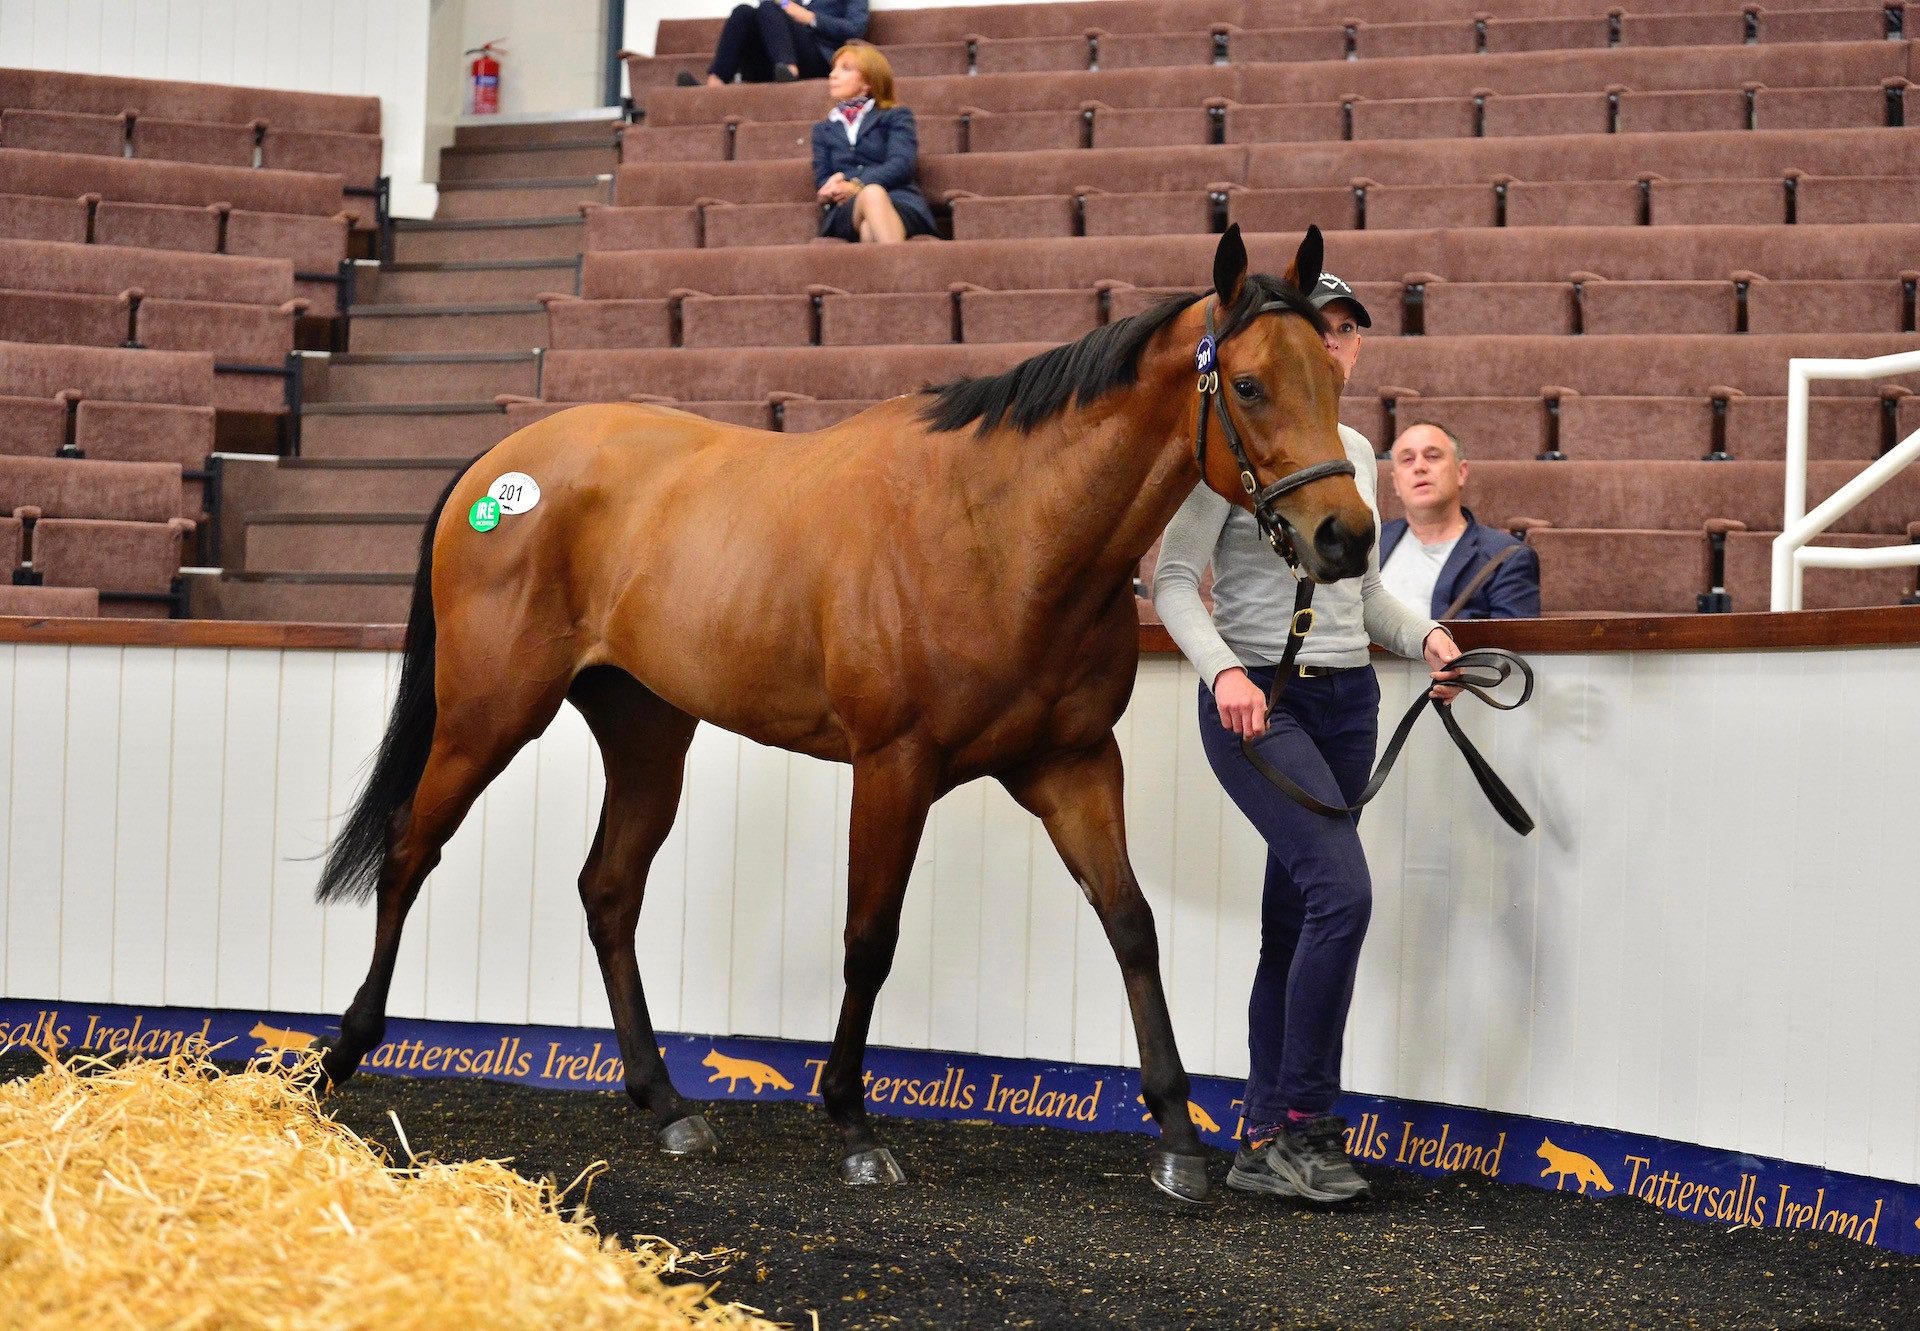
[486,472,541,514]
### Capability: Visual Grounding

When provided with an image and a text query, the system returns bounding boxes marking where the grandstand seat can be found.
[1481,91,1615,138]
[1227,186,1359,233]
[223,209,352,317]
[1579,279,1740,335]
[967,109,1084,154]
[0,192,88,243]
[1098,29,1220,69]
[960,287,1100,343]
[1352,19,1481,59]
[1721,392,1902,458]
[1793,175,1920,224]
[136,297,302,364]
[540,296,675,350]
[259,128,382,190]
[581,204,702,252]
[1219,101,1348,145]
[0,149,349,225]
[1415,279,1575,335]
[1647,177,1788,224]
[1352,97,1479,141]
[679,293,813,348]
[0,583,99,617]
[1553,394,1719,460]
[778,398,882,431]
[0,290,131,349]
[1503,179,1643,227]
[93,200,224,253]
[1082,190,1214,237]
[1,107,127,156]
[973,36,1094,76]
[1760,7,1893,43]
[1089,104,1214,149]
[0,67,378,136]
[0,341,214,407]
[30,517,190,616]
[819,291,954,346]
[1745,277,1914,333]
[950,194,1078,241]
[0,394,71,456]
[1479,16,1612,52]
[1615,89,1752,135]
[1720,531,1915,610]
[73,400,214,518]
[625,121,731,163]
[0,454,188,523]
[1617,13,1752,48]
[1525,529,1711,613]
[1753,84,1903,130]
[1225,26,1351,65]
[131,116,256,167]
[1365,183,1499,230]
[701,201,821,248]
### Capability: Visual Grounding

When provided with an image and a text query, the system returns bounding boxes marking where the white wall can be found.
[451,0,610,115]
[0,0,440,216]
[3,640,1917,1184]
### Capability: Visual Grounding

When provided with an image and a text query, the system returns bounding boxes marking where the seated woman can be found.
[682,0,868,87]
[810,42,938,245]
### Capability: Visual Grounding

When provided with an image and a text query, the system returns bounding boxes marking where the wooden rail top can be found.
[0,606,1916,654]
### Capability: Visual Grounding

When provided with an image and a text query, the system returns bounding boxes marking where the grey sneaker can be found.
[1226,1115,1371,1204]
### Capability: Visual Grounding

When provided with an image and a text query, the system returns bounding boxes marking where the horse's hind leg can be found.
[819,747,939,1184]
[322,677,567,1089]
[1001,734,1211,1204]
[570,668,711,1154]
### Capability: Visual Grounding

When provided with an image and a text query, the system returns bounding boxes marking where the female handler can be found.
[1153,273,1462,1204]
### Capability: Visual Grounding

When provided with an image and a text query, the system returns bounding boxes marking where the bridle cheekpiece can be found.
[1192,294,1357,573]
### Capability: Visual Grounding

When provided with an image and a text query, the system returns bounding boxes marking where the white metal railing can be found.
[1770,350,1920,611]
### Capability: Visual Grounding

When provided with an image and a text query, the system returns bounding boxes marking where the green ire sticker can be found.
[468,497,501,532]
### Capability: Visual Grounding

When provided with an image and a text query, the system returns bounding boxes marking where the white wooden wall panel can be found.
[4,641,1920,1183]
[0,0,437,217]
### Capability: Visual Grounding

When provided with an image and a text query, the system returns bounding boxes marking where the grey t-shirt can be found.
[1152,425,1437,682]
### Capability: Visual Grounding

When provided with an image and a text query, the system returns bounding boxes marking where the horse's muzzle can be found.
[1307,514,1374,583]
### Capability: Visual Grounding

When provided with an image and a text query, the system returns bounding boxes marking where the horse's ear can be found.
[1212,223,1248,307]
[1284,224,1324,297]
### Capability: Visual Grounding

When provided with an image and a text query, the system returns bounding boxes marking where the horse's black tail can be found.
[315,467,470,905]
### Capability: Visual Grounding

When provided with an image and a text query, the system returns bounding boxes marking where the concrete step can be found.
[455,118,623,148]
[439,141,618,182]
[391,215,584,263]
[434,177,611,220]
[356,258,577,305]
[185,569,413,624]
[245,511,428,575]
[214,455,461,569]
[346,303,547,354]
[302,352,540,405]
[298,402,518,459]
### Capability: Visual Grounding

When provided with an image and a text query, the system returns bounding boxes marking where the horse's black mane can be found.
[918,272,1325,438]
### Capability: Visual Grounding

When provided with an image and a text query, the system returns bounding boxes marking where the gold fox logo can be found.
[702,1049,794,1094]
[1135,1095,1223,1134]
[250,1021,318,1057]
[1537,1138,1614,1194]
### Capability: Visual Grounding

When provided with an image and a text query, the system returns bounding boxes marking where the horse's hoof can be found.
[840,1147,907,1186]
[1149,1149,1211,1205]
[658,1114,720,1156]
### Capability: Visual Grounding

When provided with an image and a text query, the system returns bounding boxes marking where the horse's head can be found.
[1193,225,1374,583]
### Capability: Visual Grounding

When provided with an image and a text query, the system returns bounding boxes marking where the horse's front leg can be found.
[820,746,939,1184]
[1001,733,1211,1204]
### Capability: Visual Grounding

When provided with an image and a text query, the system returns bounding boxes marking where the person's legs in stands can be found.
[754,0,805,80]
[852,184,907,244]
[709,3,772,84]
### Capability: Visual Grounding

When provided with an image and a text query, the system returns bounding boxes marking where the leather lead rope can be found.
[1239,582,1539,837]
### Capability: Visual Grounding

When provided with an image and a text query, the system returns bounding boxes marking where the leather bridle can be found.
[1192,291,1539,836]
[1192,294,1356,573]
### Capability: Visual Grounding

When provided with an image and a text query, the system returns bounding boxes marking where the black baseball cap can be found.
[1310,272,1372,329]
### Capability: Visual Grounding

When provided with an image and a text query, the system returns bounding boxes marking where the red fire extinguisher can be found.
[467,42,504,115]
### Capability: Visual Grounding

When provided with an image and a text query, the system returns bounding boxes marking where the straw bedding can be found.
[0,1048,776,1331]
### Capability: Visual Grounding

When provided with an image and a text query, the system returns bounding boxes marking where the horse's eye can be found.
[1233,377,1263,401]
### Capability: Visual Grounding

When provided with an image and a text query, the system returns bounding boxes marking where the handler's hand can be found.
[1424,627,1464,703]
[1213,667,1267,738]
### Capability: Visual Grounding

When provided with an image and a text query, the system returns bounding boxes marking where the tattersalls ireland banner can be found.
[0,998,1908,1256]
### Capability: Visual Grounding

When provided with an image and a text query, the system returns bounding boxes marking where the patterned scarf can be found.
[829,95,874,145]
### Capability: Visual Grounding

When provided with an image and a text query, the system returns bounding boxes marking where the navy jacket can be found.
[811,104,926,196]
[1379,509,1541,619]
[797,0,869,65]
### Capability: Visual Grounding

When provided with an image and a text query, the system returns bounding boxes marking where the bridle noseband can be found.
[1193,295,1356,572]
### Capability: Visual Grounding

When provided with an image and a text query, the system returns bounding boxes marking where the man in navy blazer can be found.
[692,0,870,86]
[1379,422,1541,619]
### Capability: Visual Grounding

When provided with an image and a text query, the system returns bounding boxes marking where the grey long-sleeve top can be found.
[1152,425,1439,684]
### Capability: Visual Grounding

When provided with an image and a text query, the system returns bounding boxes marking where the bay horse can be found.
[314,225,1374,1202]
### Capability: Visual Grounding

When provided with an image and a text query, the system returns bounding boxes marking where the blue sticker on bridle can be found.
[1195,335,1217,375]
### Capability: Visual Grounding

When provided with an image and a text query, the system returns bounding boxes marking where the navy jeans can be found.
[1197,664,1379,1125]
[709,2,831,82]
